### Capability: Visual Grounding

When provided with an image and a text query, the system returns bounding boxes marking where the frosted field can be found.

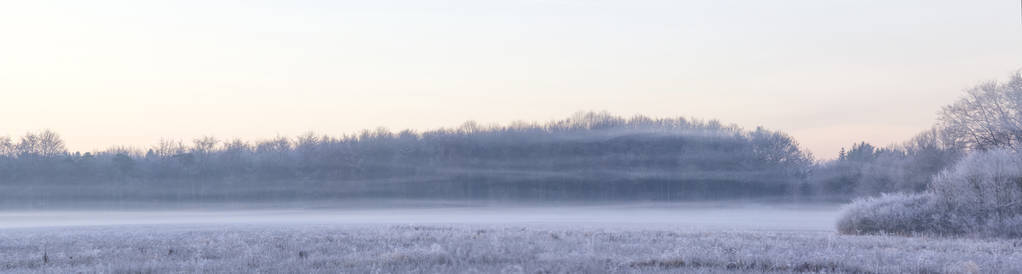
[1,204,1020,273]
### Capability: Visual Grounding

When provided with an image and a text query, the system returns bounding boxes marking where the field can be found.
[1,205,1019,273]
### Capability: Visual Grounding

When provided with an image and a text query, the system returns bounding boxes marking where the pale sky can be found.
[1,0,1021,159]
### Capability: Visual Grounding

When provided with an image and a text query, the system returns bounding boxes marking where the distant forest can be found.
[7,72,1015,206]
[0,112,816,204]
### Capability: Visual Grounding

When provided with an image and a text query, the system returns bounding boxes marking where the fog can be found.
[0,202,840,231]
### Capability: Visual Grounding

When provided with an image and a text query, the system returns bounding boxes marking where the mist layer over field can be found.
[0,202,839,231]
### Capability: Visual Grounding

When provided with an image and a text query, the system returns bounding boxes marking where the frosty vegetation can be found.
[838,149,1022,237]
[809,74,1022,199]
[0,112,814,205]
[838,72,1022,237]
[808,129,961,197]
[3,224,1019,274]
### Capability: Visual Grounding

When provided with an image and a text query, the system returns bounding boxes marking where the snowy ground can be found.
[1,204,1018,273]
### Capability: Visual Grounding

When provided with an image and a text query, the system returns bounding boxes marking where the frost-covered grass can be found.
[2,224,1020,273]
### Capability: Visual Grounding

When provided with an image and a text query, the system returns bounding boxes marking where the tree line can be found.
[0,111,814,205]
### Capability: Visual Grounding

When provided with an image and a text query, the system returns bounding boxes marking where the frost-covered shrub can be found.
[930,149,1022,237]
[930,150,1022,217]
[838,149,1022,237]
[836,193,943,235]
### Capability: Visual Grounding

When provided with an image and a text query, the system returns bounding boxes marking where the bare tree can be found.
[154,139,186,158]
[0,136,14,157]
[940,71,1022,151]
[192,136,219,158]
[15,130,67,157]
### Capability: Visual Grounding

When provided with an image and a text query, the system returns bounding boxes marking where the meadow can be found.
[0,206,1018,273]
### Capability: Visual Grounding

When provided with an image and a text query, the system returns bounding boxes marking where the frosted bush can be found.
[985,215,1022,238]
[836,193,942,235]
[930,149,1022,237]
[931,149,1022,216]
[839,149,1022,237]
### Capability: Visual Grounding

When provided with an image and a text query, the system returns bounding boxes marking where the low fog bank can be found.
[0,194,846,211]
[0,201,841,231]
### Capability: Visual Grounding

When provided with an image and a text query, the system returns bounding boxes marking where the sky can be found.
[1,0,1020,159]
